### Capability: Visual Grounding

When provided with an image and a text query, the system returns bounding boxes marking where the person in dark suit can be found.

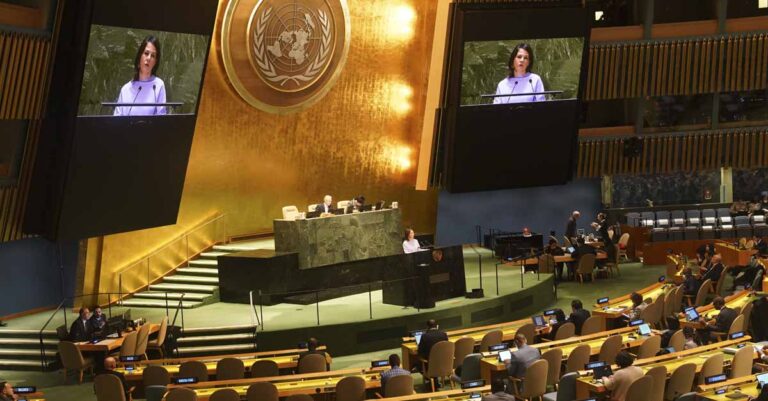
[102,357,132,399]
[299,337,332,368]
[345,195,366,214]
[89,306,108,335]
[697,296,738,344]
[316,195,333,214]
[681,268,701,297]
[503,333,541,379]
[417,319,448,360]
[593,212,614,248]
[545,309,567,340]
[754,236,768,257]
[700,254,724,284]
[565,211,580,244]
[69,307,93,342]
[566,299,591,335]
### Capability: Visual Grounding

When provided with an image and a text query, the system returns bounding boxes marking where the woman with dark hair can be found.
[402,228,421,254]
[493,43,545,104]
[114,35,167,116]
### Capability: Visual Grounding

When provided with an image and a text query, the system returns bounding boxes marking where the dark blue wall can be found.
[435,179,603,246]
[0,238,78,317]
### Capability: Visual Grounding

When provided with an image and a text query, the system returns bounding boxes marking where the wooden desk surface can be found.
[119,354,299,382]
[592,282,669,318]
[165,368,383,401]
[365,386,490,401]
[715,242,757,267]
[400,320,548,368]
[696,375,760,401]
[117,346,322,367]
[76,324,160,352]
[575,337,754,398]
[679,290,753,329]
[479,327,649,382]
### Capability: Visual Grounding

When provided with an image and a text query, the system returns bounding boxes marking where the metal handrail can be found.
[115,213,225,275]
[38,299,66,371]
[115,213,226,300]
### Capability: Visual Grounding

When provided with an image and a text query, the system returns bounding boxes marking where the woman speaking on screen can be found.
[493,43,545,104]
[114,36,167,116]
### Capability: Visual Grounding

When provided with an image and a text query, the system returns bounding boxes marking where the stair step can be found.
[176,343,257,356]
[0,329,56,337]
[182,324,257,335]
[0,349,57,360]
[0,338,58,346]
[121,299,201,309]
[213,244,260,252]
[177,267,219,276]
[0,359,57,368]
[149,283,217,293]
[177,333,255,344]
[163,275,219,285]
[200,251,229,259]
[132,292,209,301]
[188,259,218,267]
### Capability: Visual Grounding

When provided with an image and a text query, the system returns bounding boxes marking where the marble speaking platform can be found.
[273,208,403,269]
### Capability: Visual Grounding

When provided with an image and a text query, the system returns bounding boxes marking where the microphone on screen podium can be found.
[127,86,142,116]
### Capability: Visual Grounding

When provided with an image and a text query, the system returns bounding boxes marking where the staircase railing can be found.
[113,213,226,303]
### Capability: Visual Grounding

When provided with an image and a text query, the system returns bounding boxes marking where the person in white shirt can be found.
[402,228,421,254]
[493,43,546,104]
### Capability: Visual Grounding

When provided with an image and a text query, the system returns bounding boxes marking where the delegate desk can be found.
[575,336,754,399]
[166,368,383,401]
[400,318,550,370]
[479,326,652,382]
[274,208,403,269]
[716,242,757,267]
[115,347,322,383]
[697,373,766,401]
[592,282,670,329]
[76,324,160,352]
[680,290,753,329]
[366,386,491,401]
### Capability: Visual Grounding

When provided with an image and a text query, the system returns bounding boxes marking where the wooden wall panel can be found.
[577,129,768,178]
[0,31,53,242]
[586,32,768,100]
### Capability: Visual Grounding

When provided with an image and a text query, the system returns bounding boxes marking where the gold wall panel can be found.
[89,0,440,294]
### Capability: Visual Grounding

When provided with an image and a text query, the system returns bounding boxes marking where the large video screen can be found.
[461,37,584,105]
[437,5,590,193]
[78,25,209,116]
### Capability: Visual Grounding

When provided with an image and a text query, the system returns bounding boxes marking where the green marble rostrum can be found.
[274,209,404,269]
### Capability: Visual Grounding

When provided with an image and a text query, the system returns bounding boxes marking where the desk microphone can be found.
[529,79,534,99]
[127,86,142,116]
[507,80,518,101]
[152,84,157,115]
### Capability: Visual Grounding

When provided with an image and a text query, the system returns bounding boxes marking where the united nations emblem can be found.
[220,0,350,113]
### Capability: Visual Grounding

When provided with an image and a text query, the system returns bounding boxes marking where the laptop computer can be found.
[757,372,768,388]
[412,330,425,345]
[684,307,700,322]
[306,210,321,218]
[638,323,652,336]
[593,364,613,380]
[497,350,512,362]
[532,315,547,327]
